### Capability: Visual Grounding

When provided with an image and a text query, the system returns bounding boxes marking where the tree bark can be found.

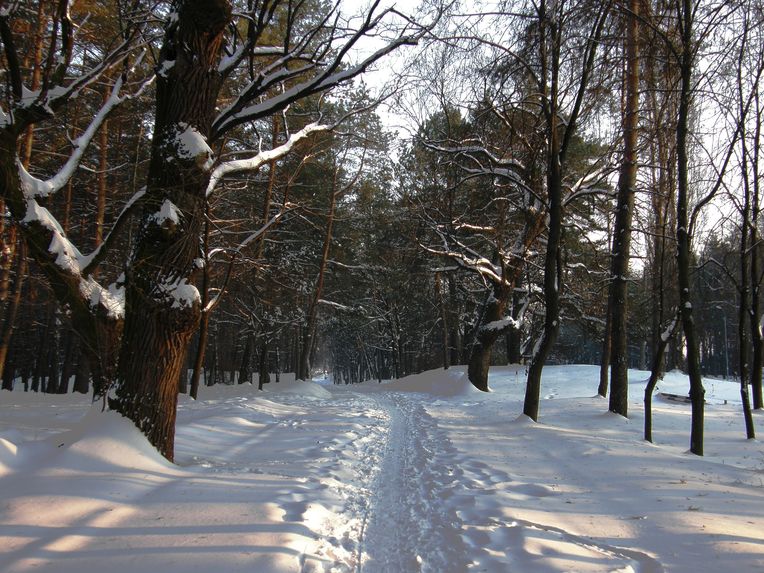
[675,0,704,456]
[0,243,26,384]
[644,311,680,442]
[608,0,640,417]
[110,0,231,461]
[598,305,611,397]
[468,285,511,391]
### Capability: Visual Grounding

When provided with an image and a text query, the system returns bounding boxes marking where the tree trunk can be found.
[258,338,270,391]
[110,0,231,461]
[300,165,339,380]
[468,286,511,391]
[675,0,704,456]
[736,29,755,439]
[190,205,212,399]
[435,272,450,370]
[750,79,763,409]
[608,0,640,417]
[598,305,611,397]
[645,311,680,442]
[0,243,26,383]
[238,333,254,385]
[524,154,563,421]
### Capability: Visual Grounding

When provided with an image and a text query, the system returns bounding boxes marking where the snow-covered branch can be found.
[19,72,153,200]
[206,121,330,197]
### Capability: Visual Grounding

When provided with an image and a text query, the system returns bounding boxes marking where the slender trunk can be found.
[645,311,680,442]
[736,32,755,439]
[238,333,253,384]
[0,243,26,383]
[190,207,211,399]
[525,7,563,419]
[751,87,763,409]
[676,0,704,455]
[436,272,450,370]
[58,330,75,394]
[598,305,611,397]
[608,0,640,417]
[300,171,337,380]
[258,337,270,390]
[524,152,563,420]
[94,79,111,247]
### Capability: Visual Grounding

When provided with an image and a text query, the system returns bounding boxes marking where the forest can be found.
[1,0,763,464]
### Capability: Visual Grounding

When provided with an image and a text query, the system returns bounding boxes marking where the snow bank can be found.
[382,366,480,397]
[47,406,174,473]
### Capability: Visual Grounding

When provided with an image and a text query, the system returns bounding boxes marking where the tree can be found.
[1,0,436,460]
[607,0,640,417]
[522,0,613,421]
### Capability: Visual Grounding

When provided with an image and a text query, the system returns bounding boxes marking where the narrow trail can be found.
[359,392,469,573]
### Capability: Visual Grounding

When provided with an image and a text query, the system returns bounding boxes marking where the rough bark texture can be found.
[111,0,231,461]
[468,285,511,391]
[608,0,640,417]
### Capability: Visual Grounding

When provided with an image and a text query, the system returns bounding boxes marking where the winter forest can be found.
[1,0,763,572]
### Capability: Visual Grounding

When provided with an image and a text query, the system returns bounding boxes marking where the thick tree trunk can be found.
[468,286,511,391]
[110,0,231,461]
[608,0,640,417]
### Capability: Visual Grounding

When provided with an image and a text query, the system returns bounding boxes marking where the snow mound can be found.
[384,367,480,397]
[48,407,174,473]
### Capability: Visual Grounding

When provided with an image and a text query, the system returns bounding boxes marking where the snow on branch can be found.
[206,121,329,196]
[318,299,354,312]
[21,199,125,319]
[19,69,153,200]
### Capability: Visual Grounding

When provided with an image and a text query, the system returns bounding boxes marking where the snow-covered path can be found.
[359,392,468,572]
[2,367,764,572]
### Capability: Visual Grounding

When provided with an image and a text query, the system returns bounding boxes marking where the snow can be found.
[79,276,125,319]
[157,59,175,78]
[173,123,214,171]
[23,200,84,273]
[158,277,200,309]
[151,199,182,226]
[1,365,763,572]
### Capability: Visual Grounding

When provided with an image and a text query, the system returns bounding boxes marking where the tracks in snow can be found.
[359,392,469,573]
[323,389,663,573]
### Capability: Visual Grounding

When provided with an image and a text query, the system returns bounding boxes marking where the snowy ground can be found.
[1,365,763,572]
